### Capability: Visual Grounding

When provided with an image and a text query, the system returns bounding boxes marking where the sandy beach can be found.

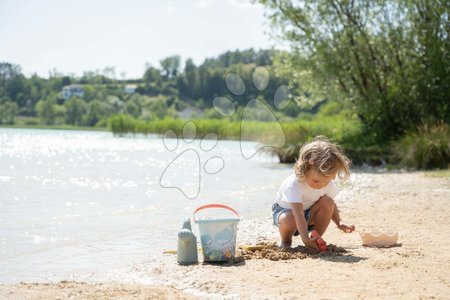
[1,170,449,299]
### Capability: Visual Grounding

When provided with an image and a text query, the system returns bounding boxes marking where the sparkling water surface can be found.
[0,128,291,283]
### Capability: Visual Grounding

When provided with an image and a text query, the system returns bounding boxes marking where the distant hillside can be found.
[0,48,313,127]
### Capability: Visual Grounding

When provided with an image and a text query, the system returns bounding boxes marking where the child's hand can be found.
[303,237,319,250]
[338,224,355,233]
[310,230,328,252]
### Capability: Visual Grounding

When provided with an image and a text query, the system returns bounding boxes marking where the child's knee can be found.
[278,212,290,224]
[317,196,335,210]
[278,212,295,228]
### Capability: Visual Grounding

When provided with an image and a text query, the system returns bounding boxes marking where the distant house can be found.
[62,84,84,100]
[124,84,138,94]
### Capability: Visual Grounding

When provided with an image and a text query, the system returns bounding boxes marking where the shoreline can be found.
[1,170,449,298]
[0,281,197,299]
[0,124,109,132]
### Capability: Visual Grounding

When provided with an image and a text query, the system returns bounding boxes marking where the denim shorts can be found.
[272,203,314,235]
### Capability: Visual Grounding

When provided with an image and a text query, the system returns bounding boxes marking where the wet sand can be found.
[1,170,449,299]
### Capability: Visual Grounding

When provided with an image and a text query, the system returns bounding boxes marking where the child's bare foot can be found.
[279,241,291,250]
[338,224,356,233]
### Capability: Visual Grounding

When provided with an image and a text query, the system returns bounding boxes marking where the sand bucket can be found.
[194,204,239,262]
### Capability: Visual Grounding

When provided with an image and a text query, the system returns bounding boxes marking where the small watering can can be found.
[177,217,198,265]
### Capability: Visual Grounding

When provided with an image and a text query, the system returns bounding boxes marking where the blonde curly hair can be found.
[294,136,351,181]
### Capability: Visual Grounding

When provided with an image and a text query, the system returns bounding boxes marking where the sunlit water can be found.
[0,128,292,283]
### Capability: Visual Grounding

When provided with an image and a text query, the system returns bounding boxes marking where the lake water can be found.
[0,128,292,283]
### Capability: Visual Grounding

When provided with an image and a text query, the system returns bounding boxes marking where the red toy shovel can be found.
[311,230,328,252]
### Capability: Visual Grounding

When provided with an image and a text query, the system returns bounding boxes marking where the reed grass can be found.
[392,122,450,169]
[108,115,449,169]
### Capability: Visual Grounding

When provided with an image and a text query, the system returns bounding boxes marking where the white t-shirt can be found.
[275,173,339,210]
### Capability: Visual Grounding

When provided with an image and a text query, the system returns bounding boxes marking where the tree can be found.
[178,58,199,99]
[103,66,116,79]
[160,55,181,79]
[5,74,27,106]
[64,97,87,125]
[124,94,141,118]
[61,76,71,86]
[82,84,97,102]
[143,66,160,83]
[0,100,18,124]
[0,62,21,92]
[36,94,64,125]
[83,100,104,126]
[105,95,123,114]
[259,0,450,142]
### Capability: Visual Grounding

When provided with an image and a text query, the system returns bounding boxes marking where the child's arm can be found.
[332,202,355,233]
[291,202,319,250]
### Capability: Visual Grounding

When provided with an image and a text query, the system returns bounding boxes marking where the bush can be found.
[16,116,40,126]
[392,122,450,169]
[109,114,139,135]
[264,114,361,163]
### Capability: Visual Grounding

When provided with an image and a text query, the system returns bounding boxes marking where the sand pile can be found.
[238,242,348,261]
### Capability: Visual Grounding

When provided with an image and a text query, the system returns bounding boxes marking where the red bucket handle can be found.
[193,204,239,222]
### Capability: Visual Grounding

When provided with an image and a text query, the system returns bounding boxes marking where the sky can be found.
[0,0,277,79]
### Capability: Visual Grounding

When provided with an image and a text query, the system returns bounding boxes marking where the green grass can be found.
[392,122,450,169]
[0,124,109,132]
[424,169,450,178]
[2,116,109,132]
[109,114,265,139]
[108,114,381,164]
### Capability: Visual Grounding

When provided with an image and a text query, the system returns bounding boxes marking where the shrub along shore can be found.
[3,115,447,169]
[108,114,450,169]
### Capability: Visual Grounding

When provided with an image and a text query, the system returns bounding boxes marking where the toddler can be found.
[272,136,355,250]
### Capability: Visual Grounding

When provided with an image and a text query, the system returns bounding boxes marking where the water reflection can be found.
[0,128,285,283]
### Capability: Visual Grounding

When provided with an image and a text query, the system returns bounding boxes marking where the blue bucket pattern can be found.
[194,204,239,262]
